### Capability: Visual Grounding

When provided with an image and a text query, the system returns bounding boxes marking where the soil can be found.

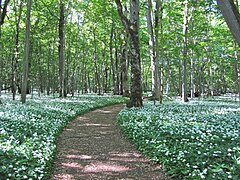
[51,104,170,180]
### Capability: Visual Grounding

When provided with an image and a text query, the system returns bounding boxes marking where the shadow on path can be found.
[51,104,170,180]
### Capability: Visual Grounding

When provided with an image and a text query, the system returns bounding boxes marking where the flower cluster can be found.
[118,100,240,179]
[0,94,127,179]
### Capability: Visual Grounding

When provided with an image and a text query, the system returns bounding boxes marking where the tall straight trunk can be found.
[120,6,130,97]
[65,41,71,96]
[58,2,65,98]
[21,0,32,103]
[0,0,10,103]
[155,0,163,103]
[189,6,195,99]
[103,61,108,93]
[0,46,2,104]
[114,43,120,94]
[52,36,57,96]
[93,30,101,95]
[146,0,160,104]
[217,0,240,45]
[116,0,143,107]
[190,48,195,98]
[182,0,189,102]
[121,40,130,96]
[110,23,117,94]
[47,41,51,95]
[234,41,240,99]
[12,0,23,100]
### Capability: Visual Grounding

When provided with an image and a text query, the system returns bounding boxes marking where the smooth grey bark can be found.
[120,5,130,97]
[110,23,117,95]
[121,39,130,97]
[146,0,161,104]
[182,0,189,102]
[217,0,240,45]
[217,0,240,99]
[115,0,143,107]
[21,0,32,103]
[234,41,240,99]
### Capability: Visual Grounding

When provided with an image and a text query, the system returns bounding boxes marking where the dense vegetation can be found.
[0,94,127,179]
[0,0,240,179]
[0,0,239,103]
[118,98,240,179]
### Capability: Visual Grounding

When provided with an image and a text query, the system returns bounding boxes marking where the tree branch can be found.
[115,0,131,34]
[0,0,10,26]
[217,0,240,45]
[39,0,58,19]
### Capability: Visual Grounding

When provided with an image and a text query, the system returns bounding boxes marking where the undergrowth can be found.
[0,94,127,179]
[117,100,240,179]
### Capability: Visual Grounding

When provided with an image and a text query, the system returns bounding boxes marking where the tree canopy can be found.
[0,0,239,105]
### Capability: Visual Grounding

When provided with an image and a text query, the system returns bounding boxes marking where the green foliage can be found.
[117,100,240,179]
[0,94,127,179]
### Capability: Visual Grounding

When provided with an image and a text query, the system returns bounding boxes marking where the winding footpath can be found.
[51,104,170,180]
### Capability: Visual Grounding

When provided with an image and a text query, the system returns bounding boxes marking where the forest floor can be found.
[50,104,170,180]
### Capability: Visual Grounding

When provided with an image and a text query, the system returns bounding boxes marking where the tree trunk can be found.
[182,0,189,102]
[146,0,159,104]
[121,40,130,96]
[0,0,11,103]
[234,41,240,100]
[58,2,65,98]
[47,41,51,95]
[114,43,120,95]
[21,0,32,103]
[217,0,240,45]
[110,23,118,95]
[12,0,23,100]
[0,45,2,104]
[116,0,143,107]
[93,29,101,95]
[0,0,10,27]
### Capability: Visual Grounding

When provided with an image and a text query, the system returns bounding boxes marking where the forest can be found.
[0,0,240,179]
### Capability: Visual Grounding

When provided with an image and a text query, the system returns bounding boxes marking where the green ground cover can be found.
[0,94,127,179]
[118,99,240,179]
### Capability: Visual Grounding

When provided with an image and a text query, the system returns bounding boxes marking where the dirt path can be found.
[51,104,170,180]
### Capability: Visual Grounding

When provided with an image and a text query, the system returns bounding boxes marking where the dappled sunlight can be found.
[109,157,148,163]
[77,116,90,122]
[108,152,148,163]
[61,162,83,169]
[213,107,240,114]
[78,123,111,127]
[54,173,74,180]
[64,128,74,132]
[82,162,130,173]
[94,109,114,114]
[109,152,142,158]
[65,154,93,160]
[52,104,169,179]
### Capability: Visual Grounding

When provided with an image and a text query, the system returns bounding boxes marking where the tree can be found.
[145,0,162,104]
[21,0,32,103]
[0,0,11,104]
[217,0,240,99]
[217,0,240,45]
[182,0,189,102]
[0,0,10,28]
[12,0,23,100]
[115,0,143,107]
[58,1,65,97]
